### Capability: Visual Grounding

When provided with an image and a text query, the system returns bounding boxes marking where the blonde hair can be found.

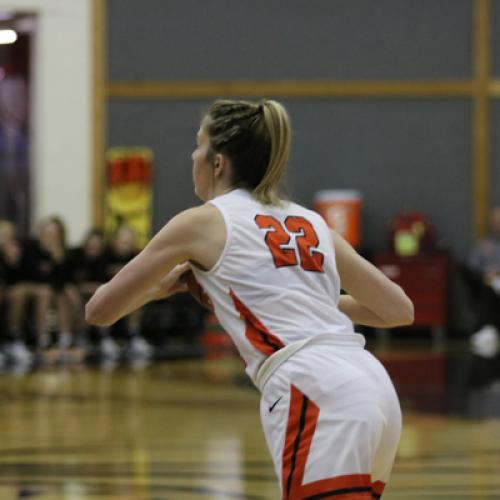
[204,99,291,204]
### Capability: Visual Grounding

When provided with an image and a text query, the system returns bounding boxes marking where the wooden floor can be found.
[0,346,498,500]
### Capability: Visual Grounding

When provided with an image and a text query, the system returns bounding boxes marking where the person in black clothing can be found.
[466,207,500,358]
[102,225,152,359]
[0,219,11,301]
[68,228,109,357]
[0,218,36,363]
[69,229,108,297]
[7,216,82,357]
[0,220,12,364]
[35,216,84,353]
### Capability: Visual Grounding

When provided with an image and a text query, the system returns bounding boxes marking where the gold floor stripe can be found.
[489,79,500,96]
[108,80,475,99]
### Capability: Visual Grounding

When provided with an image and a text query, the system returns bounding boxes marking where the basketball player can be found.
[86,99,414,499]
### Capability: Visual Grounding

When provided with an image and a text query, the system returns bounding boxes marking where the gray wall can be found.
[108,0,472,80]
[107,0,476,257]
[493,0,500,77]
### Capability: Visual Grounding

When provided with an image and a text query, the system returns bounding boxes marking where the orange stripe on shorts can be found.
[280,385,378,500]
[281,384,320,500]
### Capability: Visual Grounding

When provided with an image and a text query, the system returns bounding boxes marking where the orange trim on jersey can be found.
[185,272,214,310]
[229,288,285,356]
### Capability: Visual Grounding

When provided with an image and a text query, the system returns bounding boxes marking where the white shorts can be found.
[259,339,402,500]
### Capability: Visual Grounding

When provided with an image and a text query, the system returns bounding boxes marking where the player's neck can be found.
[210,179,234,199]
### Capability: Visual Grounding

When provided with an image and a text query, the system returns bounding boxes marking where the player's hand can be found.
[154,262,190,300]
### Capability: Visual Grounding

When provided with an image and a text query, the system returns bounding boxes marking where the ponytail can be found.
[253,100,291,204]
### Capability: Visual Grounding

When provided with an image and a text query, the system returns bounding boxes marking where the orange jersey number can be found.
[255,215,325,273]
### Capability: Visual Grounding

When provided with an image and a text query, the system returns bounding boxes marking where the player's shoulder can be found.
[167,203,224,239]
[178,202,221,219]
[286,199,325,223]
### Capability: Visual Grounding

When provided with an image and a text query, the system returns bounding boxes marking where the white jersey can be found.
[191,189,355,385]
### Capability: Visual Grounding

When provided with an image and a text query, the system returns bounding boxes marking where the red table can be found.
[373,252,449,345]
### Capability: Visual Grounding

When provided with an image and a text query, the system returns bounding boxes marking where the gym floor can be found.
[0,338,498,500]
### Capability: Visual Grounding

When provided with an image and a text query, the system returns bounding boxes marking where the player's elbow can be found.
[385,294,414,327]
[397,299,414,326]
[85,300,115,327]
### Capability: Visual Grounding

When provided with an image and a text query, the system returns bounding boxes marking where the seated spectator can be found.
[107,225,153,359]
[5,216,83,360]
[467,206,500,357]
[69,228,108,299]
[469,206,500,292]
[0,219,35,363]
[38,217,85,353]
[0,219,15,365]
[94,225,152,360]
[68,228,109,357]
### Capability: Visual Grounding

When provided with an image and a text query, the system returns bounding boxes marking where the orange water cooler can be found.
[314,190,362,248]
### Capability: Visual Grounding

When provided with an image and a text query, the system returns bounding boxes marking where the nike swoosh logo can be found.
[269,396,283,413]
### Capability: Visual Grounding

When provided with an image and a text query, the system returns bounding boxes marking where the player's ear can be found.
[213,153,229,178]
[213,153,222,169]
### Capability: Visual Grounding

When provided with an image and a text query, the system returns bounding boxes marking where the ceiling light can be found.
[0,29,17,45]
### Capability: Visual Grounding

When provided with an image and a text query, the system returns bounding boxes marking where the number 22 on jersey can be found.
[255,215,325,273]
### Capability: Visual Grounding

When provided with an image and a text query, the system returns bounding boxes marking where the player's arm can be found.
[330,230,414,328]
[85,205,222,326]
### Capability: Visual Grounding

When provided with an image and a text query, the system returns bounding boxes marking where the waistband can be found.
[254,332,366,392]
